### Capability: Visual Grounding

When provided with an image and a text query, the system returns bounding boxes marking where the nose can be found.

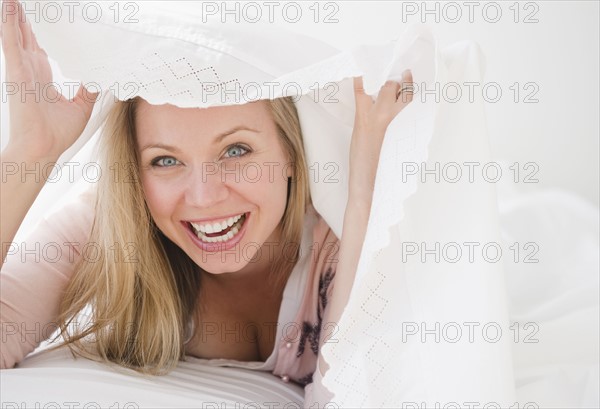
[183,163,229,208]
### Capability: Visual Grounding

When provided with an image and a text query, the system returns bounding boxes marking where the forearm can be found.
[0,145,58,266]
[310,74,413,396]
[317,198,371,374]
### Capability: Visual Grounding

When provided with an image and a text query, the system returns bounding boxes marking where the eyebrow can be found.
[140,126,259,153]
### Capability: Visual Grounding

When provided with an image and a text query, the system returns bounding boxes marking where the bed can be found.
[1,342,305,408]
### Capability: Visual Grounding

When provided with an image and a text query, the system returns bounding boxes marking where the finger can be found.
[395,85,414,107]
[353,76,374,110]
[1,0,23,59]
[353,76,365,95]
[375,80,401,109]
[29,21,41,51]
[22,14,42,52]
[16,1,34,51]
[394,70,415,109]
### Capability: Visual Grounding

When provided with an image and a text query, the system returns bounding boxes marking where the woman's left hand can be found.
[348,71,414,206]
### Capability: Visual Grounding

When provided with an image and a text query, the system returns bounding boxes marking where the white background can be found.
[2,0,599,210]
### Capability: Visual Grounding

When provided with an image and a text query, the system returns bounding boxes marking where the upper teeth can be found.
[191,214,243,234]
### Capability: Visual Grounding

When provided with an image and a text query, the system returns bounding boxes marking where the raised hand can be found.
[1,0,98,162]
[315,71,415,378]
[1,0,101,266]
[348,71,414,205]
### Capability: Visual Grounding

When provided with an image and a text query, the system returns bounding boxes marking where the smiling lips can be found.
[188,213,247,243]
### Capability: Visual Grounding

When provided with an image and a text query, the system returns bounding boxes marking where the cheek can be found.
[261,167,290,212]
[141,175,178,222]
[246,164,289,196]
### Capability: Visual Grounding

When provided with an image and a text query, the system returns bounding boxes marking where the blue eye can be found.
[151,156,180,167]
[224,144,250,159]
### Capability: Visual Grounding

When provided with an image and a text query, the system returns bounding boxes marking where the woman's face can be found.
[136,99,293,276]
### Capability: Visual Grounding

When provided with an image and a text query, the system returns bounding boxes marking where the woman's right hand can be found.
[1,0,98,162]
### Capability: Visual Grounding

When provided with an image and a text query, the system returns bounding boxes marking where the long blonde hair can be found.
[50,97,311,374]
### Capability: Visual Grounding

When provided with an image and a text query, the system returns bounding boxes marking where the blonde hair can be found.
[50,97,311,374]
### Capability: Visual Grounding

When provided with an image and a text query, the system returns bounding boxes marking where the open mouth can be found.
[187,213,248,243]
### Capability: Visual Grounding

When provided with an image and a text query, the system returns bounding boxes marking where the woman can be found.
[0,0,413,402]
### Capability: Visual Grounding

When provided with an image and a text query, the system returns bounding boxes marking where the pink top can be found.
[0,185,339,406]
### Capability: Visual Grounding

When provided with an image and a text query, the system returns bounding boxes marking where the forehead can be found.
[135,99,275,141]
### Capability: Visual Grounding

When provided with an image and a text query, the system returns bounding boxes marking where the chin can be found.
[194,257,248,274]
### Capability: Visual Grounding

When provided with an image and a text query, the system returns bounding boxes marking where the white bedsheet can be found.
[1,343,304,408]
